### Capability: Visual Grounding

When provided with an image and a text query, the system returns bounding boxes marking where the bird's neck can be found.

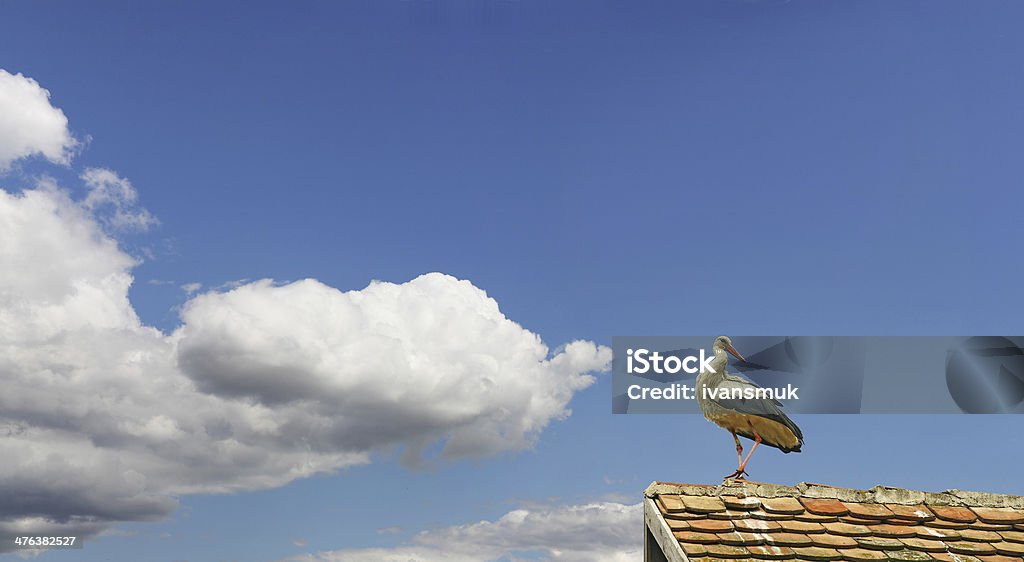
[698,348,729,384]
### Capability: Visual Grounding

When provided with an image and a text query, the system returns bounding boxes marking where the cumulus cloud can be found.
[176,275,609,459]
[0,183,610,550]
[80,167,158,231]
[281,501,642,562]
[0,69,78,170]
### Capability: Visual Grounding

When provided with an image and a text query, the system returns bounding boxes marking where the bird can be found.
[695,336,803,479]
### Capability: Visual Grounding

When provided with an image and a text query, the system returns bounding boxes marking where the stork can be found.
[696,336,803,479]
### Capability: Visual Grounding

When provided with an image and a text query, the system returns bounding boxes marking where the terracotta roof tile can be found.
[946,540,997,555]
[801,498,850,517]
[840,548,888,561]
[746,545,795,559]
[997,529,1024,542]
[897,537,947,552]
[854,536,904,550]
[778,519,827,534]
[808,533,858,549]
[761,497,805,515]
[958,528,1003,542]
[823,522,873,537]
[680,541,709,557]
[972,507,1024,525]
[718,531,767,547]
[992,540,1024,556]
[887,504,936,522]
[764,532,813,547]
[644,480,1024,562]
[723,496,761,510]
[929,553,982,562]
[915,526,959,540]
[844,502,895,520]
[705,543,754,558]
[688,519,735,534]
[734,518,782,533]
[932,506,978,523]
[684,496,728,514]
[791,545,842,560]
[676,531,720,544]
[884,549,933,561]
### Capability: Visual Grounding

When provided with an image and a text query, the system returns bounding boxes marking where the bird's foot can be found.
[724,469,748,480]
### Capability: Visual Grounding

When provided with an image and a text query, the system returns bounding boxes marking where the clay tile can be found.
[688,518,735,533]
[666,511,709,520]
[976,521,1015,530]
[840,548,888,561]
[930,518,971,529]
[844,503,895,520]
[971,507,1024,525]
[724,496,762,510]
[998,530,1024,543]
[747,545,796,560]
[958,528,1003,542]
[682,495,727,513]
[666,518,690,531]
[795,513,841,523]
[886,504,935,522]
[705,543,753,558]
[790,546,842,561]
[897,537,946,552]
[872,525,917,538]
[946,541,997,555]
[658,495,686,513]
[915,526,959,541]
[710,510,755,521]
[930,506,978,523]
[719,531,766,547]
[984,557,1024,562]
[764,533,813,548]
[779,520,827,534]
[809,533,858,549]
[762,497,805,515]
[993,540,1024,556]
[929,553,983,562]
[753,510,799,521]
[823,522,873,537]
[854,537,905,551]
[735,518,783,533]
[883,550,933,561]
[674,531,720,544]
[679,541,709,557]
[801,498,850,517]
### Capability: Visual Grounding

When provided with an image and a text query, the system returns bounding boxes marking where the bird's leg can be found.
[725,431,749,480]
[737,431,762,474]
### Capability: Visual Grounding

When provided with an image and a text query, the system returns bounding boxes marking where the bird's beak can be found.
[726,344,746,363]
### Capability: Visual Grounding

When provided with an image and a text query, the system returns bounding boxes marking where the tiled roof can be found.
[644,480,1024,562]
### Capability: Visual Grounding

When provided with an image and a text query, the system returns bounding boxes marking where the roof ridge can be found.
[644,480,1024,508]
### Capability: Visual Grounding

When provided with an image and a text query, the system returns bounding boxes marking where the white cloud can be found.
[176,275,610,460]
[80,167,158,231]
[0,183,610,551]
[181,282,202,295]
[282,501,642,562]
[0,69,77,170]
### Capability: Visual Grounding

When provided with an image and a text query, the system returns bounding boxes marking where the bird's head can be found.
[713,335,746,363]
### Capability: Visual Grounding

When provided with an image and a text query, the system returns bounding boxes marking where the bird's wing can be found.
[710,373,804,442]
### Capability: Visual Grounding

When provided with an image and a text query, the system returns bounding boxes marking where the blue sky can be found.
[1,1,1024,561]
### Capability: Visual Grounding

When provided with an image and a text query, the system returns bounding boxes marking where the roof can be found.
[643,480,1024,562]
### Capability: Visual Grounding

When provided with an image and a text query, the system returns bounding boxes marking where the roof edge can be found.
[643,479,1024,509]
